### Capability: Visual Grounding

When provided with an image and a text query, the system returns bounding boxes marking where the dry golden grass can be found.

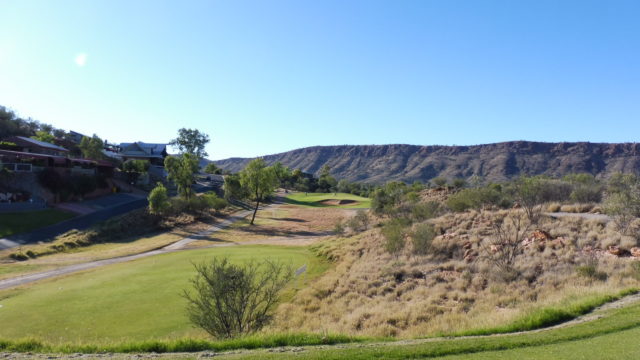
[269,207,640,338]
[189,205,354,248]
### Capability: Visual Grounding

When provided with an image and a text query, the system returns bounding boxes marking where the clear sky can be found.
[1,0,639,160]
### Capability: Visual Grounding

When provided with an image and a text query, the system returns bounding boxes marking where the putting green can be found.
[284,192,371,208]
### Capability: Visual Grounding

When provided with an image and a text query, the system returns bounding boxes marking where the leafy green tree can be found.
[223,174,247,200]
[122,159,150,185]
[184,257,293,339]
[170,128,210,158]
[165,153,199,199]
[240,158,277,225]
[203,162,221,174]
[317,165,337,193]
[79,135,104,160]
[148,182,170,215]
[271,162,291,189]
[31,130,55,144]
[337,179,351,193]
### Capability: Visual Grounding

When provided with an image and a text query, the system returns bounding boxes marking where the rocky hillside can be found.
[215,141,640,183]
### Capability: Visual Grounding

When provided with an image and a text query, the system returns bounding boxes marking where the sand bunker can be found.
[318,199,358,206]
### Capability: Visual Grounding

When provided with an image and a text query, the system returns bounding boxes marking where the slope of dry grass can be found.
[270,208,640,337]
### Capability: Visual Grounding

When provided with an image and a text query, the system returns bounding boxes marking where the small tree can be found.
[183,257,293,338]
[317,165,337,193]
[122,159,150,185]
[165,153,199,199]
[148,182,170,215]
[223,173,247,201]
[170,128,210,158]
[382,219,407,256]
[431,177,448,188]
[604,174,640,235]
[240,158,277,225]
[482,213,531,280]
[203,163,221,175]
[31,130,55,144]
[347,209,370,232]
[79,135,104,160]
[411,223,435,256]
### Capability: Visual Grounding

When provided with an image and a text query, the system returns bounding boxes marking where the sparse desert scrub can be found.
[270,206,640,338]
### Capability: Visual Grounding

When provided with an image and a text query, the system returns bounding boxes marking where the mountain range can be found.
[214,141,640,184]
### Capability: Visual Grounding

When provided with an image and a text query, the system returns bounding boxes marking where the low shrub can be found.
[411,223,435,256]
[9,252,29,261]
[576,264,608,281]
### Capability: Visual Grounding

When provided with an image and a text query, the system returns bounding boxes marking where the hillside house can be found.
[0,136,113,176]
[4,136,69,156]
[118,142,168,181]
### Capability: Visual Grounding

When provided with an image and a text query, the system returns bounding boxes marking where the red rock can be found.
[608,245,622,256]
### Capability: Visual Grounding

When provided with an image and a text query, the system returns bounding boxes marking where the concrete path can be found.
[0,209,254,290]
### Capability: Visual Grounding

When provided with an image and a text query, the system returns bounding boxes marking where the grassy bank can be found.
[0,209,75,238]
[453,288,639,336]
[221,297,640,359]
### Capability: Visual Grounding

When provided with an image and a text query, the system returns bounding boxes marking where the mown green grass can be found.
[283,192,371,208]
[0,245,328,344]
[0,209,75,237]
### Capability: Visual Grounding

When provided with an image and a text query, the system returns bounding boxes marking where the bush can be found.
[184,257,293,338]
[447,187,505,212]
[576,264,607,281]
[9,252,29,261]
[411,223,435,256]
[382,218,409,256]
[411,201,441,221]
[347,210,369,233]
[148,183,170,215]
[333,221,345,235]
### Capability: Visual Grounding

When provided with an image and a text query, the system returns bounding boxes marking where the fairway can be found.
[283,192,370,208]
[0,245,327,344]
[0,209,75,238]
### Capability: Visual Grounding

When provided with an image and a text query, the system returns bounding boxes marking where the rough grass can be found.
[218,299,640,359]
[0,333,364,354]
[0,209,75,237]
[0,245,328,344]
[272,208,640,338]
[453,288,638,336]
[284,193,371,209]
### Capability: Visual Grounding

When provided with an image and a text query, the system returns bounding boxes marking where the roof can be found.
[119,142,167,158]
[0,149,69,164]
[7,136,69,152]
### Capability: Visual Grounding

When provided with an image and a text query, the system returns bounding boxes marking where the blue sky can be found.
[1,0,639,160]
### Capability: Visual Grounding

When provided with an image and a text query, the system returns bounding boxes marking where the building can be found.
[118,142,169,182]
[4,136,69,156]
[118,142,168,166]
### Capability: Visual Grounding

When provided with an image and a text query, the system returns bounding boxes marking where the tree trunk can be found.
[250,199,260,225]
